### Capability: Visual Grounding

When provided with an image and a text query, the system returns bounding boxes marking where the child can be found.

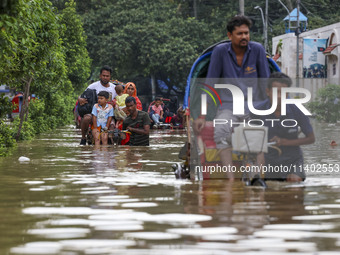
[150,97,164,126]
[114,84,128,128]
[91,91,114,145]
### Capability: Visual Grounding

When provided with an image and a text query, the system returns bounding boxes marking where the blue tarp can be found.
[157,80,181,92]
[284,8,308,21]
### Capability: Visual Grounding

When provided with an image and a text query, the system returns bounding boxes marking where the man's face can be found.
[266,81,288,107]
[100,70,111,85]
[227,24,250,48]
[126,101,137,115]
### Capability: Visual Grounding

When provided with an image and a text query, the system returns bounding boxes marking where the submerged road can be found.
[1,121,340,254]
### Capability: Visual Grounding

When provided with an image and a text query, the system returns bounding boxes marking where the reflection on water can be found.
[1,121,340,254]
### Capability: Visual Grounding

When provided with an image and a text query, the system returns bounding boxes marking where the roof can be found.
[284,8,308,22]
[323,44,340,55]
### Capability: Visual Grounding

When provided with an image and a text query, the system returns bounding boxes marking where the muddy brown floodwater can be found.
[1,120,340,254]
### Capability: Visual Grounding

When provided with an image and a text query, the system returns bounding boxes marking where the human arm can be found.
[120,120,128,139]
[91,106,98,129]
[206,45,223,78]
[193,116,206,134]
[160,107,164,119]
[78,85,93,105]
[271,107,315,147]
[105,116,112,131]
[127,112,150,135]
[92,115,98,129]
[78,96,88,106]
[127,125,150,135]
[256,152,265,166]
[108,98,116,107]
[270,132,315,147]
[105,107,114,130]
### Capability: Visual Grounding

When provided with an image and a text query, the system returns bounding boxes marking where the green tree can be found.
[59,0,91,93]
[82,0,215,96]
[0,0,71,140]
[0,95,14,156]
[309,84,340,123]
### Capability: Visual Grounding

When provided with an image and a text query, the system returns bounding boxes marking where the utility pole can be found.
[278,0,291,32]
[239,0,244,15]
[264,0,268,52]
[254,6,266,50]
[296,0,300,87]
[193,0,197,19]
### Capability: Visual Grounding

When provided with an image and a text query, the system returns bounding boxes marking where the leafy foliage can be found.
[309,84,340,123]
[0,94,15,156]
[10,117,35,140]
[0,121,16,156]
[1,0,339,155]
[59,0,91,93]
[0,0,85,153]
[0,94,12,119]
[81,0,216,92]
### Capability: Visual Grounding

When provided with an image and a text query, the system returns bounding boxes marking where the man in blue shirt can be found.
[194,15,270,179]
[253,72,315,182]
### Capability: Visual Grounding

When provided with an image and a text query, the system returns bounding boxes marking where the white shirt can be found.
[87,81,117,101]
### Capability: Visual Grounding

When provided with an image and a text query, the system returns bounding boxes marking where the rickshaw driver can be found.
[193,15,270,180]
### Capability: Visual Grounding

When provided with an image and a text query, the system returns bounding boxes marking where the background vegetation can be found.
[1,0,339,155]
[309,84,340,123]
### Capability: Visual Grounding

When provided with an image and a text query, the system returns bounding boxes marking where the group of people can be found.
[193,15,315,182]
[77,14,314,183]
[78,66,150,146]
[147,97,186,129]
[77,66,186,147]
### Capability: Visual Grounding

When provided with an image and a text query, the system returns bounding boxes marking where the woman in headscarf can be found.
[123,82,143,111]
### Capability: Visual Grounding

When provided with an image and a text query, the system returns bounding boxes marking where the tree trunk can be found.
[15,77,32,141]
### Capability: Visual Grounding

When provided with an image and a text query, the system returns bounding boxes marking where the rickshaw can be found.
[178,40,281,182]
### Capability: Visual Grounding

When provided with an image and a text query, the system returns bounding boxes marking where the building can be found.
[272,19,340,98]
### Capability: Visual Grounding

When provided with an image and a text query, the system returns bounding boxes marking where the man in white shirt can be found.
[78,66,117,145]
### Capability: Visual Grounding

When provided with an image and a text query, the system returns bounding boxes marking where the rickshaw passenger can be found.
[171,106,185,129]
[251,72,315,182]
[114,84,128,129]
[91,91,114,146]
[123,82,143,111]
[78,66,117,145]
[149,97,164,127]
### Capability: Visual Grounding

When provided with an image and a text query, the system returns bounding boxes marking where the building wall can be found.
[272,22,340,93]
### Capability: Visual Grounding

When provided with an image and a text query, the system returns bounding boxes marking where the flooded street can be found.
[2,120,340,254]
